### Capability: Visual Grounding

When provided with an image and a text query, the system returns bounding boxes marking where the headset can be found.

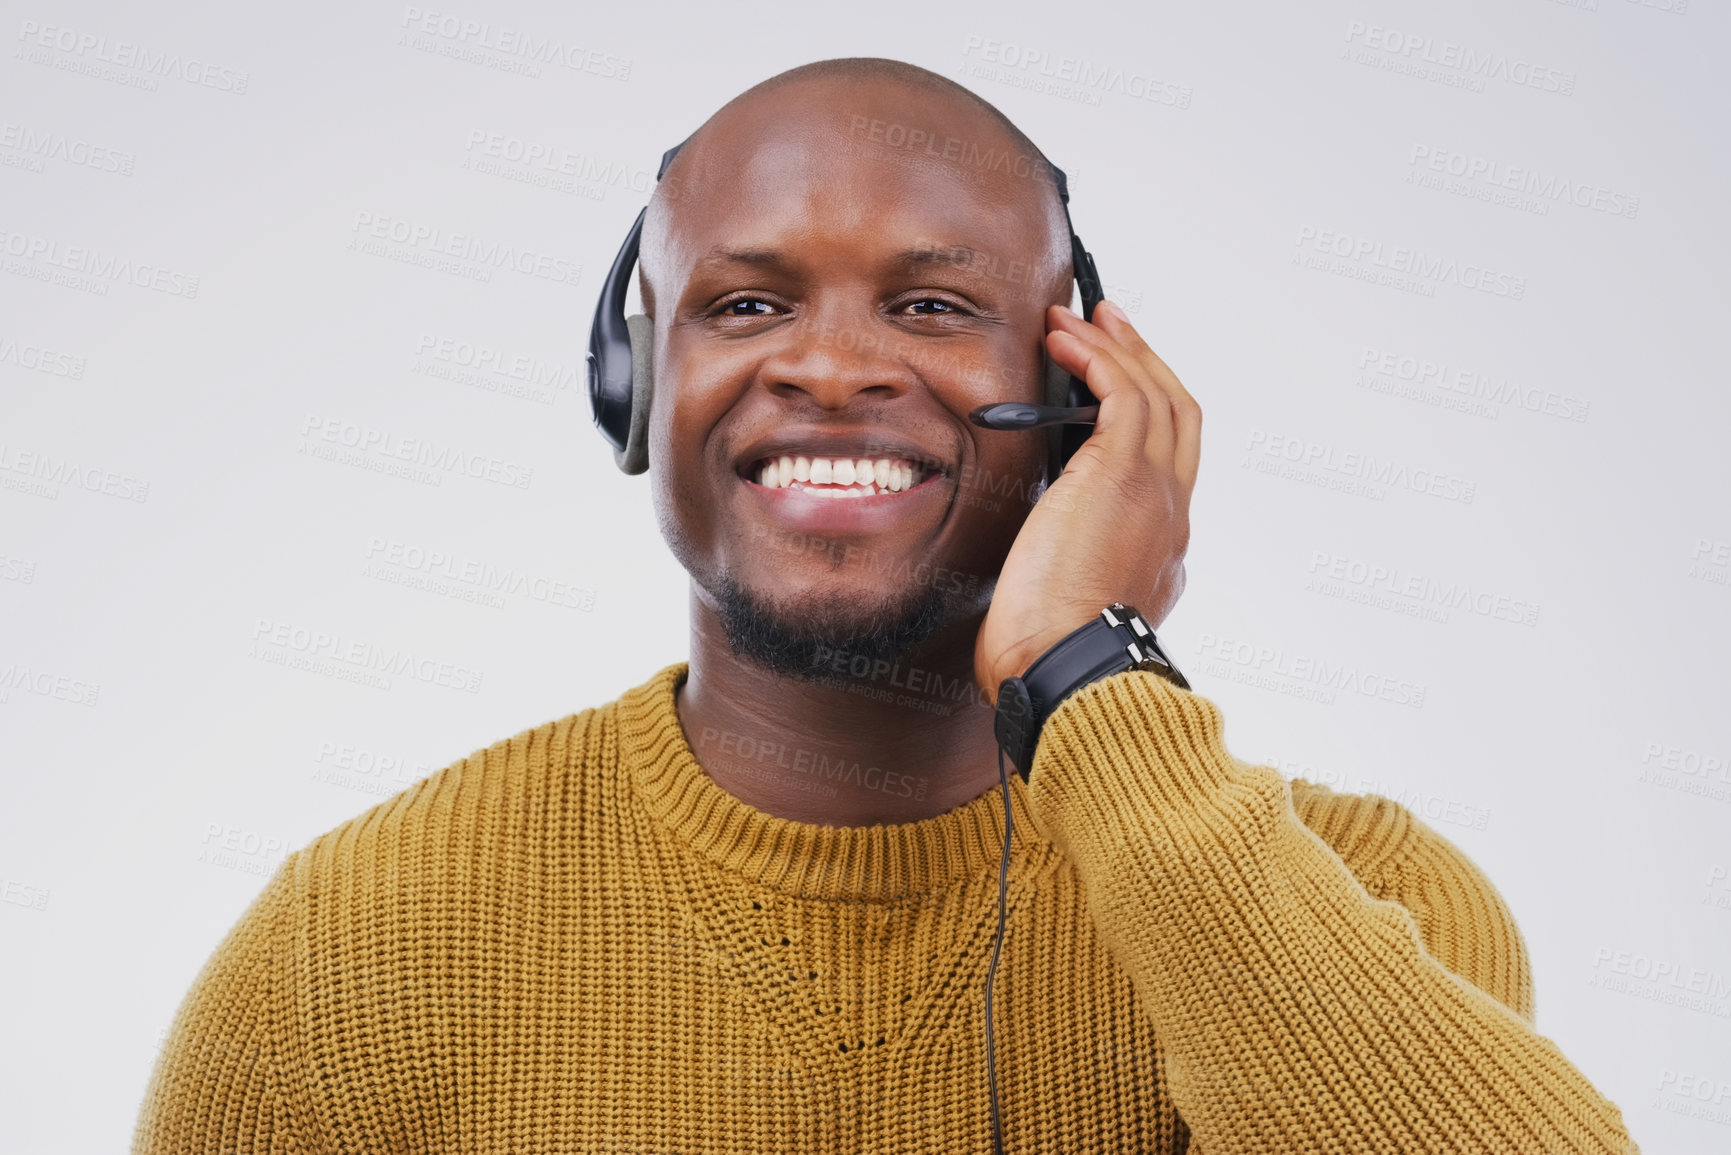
[586,137,1110,1155]
[586,141,1109,484]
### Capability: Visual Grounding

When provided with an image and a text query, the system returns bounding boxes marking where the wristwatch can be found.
[993,603,1189,780]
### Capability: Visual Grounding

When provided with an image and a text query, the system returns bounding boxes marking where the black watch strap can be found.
[993,603,1188,781]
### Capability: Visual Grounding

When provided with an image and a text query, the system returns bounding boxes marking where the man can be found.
[135,58,1636,1153]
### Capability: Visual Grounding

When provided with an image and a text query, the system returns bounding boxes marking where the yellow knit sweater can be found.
[134,663,1635,1153]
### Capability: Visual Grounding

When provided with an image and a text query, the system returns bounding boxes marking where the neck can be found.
[674,584,1006,826]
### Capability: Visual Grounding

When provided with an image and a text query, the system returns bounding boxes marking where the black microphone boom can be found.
[968,402,1101,430]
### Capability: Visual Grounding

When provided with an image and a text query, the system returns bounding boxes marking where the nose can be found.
[757,306,919,410]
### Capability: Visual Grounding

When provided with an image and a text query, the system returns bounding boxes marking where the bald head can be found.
[639,58,1072,314]
[753,58,1040,137]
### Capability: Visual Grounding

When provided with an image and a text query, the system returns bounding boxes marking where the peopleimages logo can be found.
[958,35,1193,109]
[414,333,581,395]
[1637,739,1731,806]
[696,726,931,802]
[0,442,149,502]
[349,211,582,287]
[1193,632,1427,708]
[248,618,484,694]
[1306,551,1541,628]
[0,227,200,298]
[15,19,250,93]
[0,554,37,584]
[0,877,50,912]
[362,536,596,612]
[397,7,631,80]
[299,415,533,490]
[846,116,1055,182]
[461,130,651,194]
[1588,948,1731,1017]
[1342,21,1576,96]
[0,121,136,175]
[1295,226,1526,300]
[1407,146,1639,220]
[312,740,433,797]
[197,823,288,878]
[1354,776,1491,831]
[0,663,100,707]
[0,335,85,379]
[1689,537,1730,589]
[1243,429,1477,504]
[1654,1068,1731,1129]
[1356,347,1589,423]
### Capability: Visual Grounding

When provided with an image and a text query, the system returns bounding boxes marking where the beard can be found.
[708,571,959,684]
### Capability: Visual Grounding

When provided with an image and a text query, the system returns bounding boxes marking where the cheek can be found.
[648,392,708,542]
[951,337,1048,518]
[973,446,1047,542]
[647,354,739,554]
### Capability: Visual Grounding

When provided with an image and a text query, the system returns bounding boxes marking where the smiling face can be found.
[641,72,1072,678]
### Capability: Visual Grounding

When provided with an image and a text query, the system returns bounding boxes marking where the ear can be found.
[615,313,655,475]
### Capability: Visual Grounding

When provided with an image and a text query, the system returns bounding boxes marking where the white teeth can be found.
[753,454,928,492]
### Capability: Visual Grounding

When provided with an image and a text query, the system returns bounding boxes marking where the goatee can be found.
[709,573,956,683]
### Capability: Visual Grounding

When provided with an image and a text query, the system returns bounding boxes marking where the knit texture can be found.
[133,663,1635,1153]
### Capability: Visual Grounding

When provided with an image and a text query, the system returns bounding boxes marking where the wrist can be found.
[984,620,1091,696]
[993,603,1189,780]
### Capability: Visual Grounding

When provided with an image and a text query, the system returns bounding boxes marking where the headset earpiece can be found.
[586,143,685,476]
[613,313,655,475]
[587,206,647,472]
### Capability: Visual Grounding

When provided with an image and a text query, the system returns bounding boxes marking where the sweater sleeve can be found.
[1290,780,1536,1025]
[1023,670,1637,1154]
[132,854,311,1155]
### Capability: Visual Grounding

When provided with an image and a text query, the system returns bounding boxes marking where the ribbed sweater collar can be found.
[617,663,1047,902]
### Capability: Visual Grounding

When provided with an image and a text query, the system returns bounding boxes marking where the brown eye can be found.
[726,298,774,316]
[907,299,954,315]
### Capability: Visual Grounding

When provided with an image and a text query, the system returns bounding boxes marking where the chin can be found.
[708,571,960,684]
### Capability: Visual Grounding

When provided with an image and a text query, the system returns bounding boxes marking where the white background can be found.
[2,1,1727,1151]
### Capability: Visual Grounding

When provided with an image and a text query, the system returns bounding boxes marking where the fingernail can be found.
[1098,300,1127,323]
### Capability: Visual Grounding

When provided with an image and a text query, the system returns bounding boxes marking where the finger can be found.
[1047,305,1176,472]
[1091,302,1202,492]
[1048,309,1176,479]
[1044,311,1154,466]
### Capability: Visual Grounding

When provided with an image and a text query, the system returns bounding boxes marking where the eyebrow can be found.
[692,244,993,274]
[696,245,787,270]
[895,245,980,269]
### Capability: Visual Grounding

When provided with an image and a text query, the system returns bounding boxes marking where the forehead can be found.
[650,81,1061,278]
